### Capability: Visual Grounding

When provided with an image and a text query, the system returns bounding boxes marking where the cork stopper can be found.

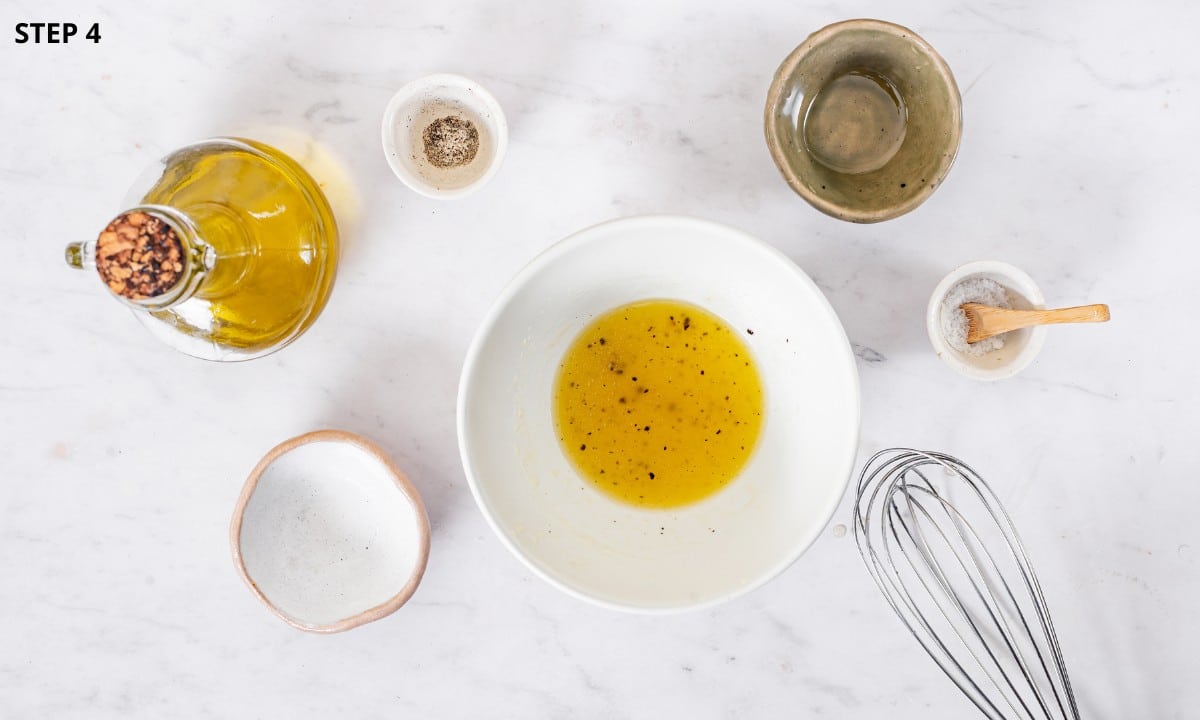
[95,211,185,301]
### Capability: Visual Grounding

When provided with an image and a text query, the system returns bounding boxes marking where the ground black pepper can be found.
[421,115,480,168]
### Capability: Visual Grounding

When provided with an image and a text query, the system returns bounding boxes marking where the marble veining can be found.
[2,0,1198,717]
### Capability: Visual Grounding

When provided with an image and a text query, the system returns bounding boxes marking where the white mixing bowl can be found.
[457,216,860,612]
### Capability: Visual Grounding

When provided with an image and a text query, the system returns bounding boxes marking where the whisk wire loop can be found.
[853,449,1081,720]
[893,478,1054,720]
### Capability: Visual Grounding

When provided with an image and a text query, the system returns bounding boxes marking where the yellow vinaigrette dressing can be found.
[553,299,765,508]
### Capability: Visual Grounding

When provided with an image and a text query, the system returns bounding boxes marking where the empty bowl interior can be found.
[237,440,426,630]
[459,216,860,611]
[765,20,961,222]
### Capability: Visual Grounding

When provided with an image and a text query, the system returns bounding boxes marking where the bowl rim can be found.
[763,18,963,223]
[380,72,509,200]
[925,260,1049,381]
[229,429,432,633]
[456,214,862,613]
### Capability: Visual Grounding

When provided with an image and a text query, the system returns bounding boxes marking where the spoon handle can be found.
[1023,304,1110,327]
[962,303,1110,343]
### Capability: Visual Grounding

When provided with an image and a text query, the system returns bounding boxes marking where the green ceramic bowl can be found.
[764,19,962,223]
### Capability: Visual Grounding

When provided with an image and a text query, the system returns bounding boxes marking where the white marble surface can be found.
[2,0,1198,716]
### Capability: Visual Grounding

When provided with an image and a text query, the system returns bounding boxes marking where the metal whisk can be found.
[852,449,1081,720]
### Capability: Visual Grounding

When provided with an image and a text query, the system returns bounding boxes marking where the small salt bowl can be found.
[381,73,508,199]
[926,261,1047,381]
[230,430,430,633]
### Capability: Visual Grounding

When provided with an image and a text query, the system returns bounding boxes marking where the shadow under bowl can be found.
[764,19,962,223]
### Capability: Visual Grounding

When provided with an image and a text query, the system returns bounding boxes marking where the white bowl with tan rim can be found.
[926,260,1048,380]
[230,430,430,633]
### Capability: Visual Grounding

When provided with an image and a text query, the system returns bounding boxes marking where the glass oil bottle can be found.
[65,137,339,361]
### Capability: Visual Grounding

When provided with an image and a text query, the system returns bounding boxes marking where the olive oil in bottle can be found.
[65,137,339,361]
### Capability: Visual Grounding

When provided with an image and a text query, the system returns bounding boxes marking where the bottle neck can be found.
[66,205,215,311]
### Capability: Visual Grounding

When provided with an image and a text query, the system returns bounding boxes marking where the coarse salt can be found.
[940,277,1011,356]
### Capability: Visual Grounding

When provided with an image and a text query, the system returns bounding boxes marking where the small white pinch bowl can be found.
[230,430,430,633]
[381,73,508,199]
[926,260,1047,381]
[458,215,860,612]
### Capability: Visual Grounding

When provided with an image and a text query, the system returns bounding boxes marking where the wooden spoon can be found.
[962,303,1110,344]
